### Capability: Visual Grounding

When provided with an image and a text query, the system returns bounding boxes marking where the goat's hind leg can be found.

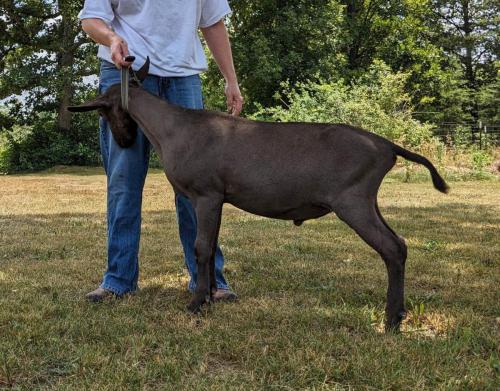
[187,197,223,314]
[335,198,407,332]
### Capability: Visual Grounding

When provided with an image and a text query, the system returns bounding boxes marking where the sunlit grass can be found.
[0,167,499,389]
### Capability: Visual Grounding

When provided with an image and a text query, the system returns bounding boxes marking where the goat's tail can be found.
[392,144,449,193]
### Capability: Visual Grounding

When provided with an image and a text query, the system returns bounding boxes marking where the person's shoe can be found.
[85,287,118,302]
[212,289,238,303]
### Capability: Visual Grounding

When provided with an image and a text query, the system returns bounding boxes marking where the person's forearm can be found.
[81,18,119,46]
[81,18,131,67]
[201,20,238,84]
[201,20,243,115]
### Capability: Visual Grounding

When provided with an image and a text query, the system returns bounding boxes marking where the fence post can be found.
[484,125,488,149]
[478,121,482,149]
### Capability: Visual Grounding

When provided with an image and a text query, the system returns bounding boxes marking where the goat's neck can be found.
[127,88,184,153]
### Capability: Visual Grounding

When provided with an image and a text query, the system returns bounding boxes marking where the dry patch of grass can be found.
[0,167,499,389]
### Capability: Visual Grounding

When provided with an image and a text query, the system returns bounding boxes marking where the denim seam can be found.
[100,283,126,296]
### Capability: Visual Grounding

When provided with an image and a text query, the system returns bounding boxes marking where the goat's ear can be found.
[67,97,109,112]
[135,56,150,82]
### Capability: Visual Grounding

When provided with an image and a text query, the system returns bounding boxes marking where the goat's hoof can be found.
[186,296,209,314]
[385,310,407,333]
[384,323,401,333]
[186,302,202,314]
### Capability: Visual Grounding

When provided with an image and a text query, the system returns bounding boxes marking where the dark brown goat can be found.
[68,60,448,331]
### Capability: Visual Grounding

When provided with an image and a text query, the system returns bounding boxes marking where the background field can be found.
[0,167,499,390]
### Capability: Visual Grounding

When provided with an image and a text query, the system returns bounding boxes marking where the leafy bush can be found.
[471,150,493,177]
[0,123,37,173]
[0,134,12,173]
[0,111,100,173]
[252,61,435,149]
[451,125,473,149]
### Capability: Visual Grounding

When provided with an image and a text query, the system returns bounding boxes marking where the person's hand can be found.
[225,81,243,116]
[110,36,133,68]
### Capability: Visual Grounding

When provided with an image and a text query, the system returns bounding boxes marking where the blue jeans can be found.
[98,60,230,295]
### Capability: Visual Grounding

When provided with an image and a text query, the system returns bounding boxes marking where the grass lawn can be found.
[0,166,499,390]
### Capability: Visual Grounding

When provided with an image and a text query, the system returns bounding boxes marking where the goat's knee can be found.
[195,239,212,266]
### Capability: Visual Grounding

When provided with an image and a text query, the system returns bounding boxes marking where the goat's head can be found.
[68,85,137,148]
[67,57,150,148]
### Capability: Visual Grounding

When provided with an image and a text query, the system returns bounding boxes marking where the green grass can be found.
[0,167,499,390]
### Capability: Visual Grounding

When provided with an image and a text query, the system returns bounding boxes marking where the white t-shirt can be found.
[79,0,231,77]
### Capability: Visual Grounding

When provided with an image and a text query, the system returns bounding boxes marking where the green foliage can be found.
[423,239,445,252]
[430,0,500,122]
[0,1,498,171]
[206,0,345,111]
[452,125,474,149]
[0,110,100,173]
[0,0,100,171]
[254,61,434,148]
[416,61,477,124]
[0,123,35,172]
[0,136,12,173]
[477,64,500,123]
[471,149,493,176]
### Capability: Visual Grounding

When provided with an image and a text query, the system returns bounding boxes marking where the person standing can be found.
[78,0,243,301]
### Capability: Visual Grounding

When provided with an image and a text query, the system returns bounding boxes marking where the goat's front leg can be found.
[187,196,223,314]
[209,209,223,301]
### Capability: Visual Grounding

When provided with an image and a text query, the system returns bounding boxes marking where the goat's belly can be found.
[223,172,334,221]
[227,197,331,222]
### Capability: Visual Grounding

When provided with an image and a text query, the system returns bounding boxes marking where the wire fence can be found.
[431,122,500,149]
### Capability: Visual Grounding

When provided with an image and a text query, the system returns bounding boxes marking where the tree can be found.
[0,0,100,170]
[340,0,401,74]
[431,0,499,121]
[1,0,98,129]
[204,0,345,111]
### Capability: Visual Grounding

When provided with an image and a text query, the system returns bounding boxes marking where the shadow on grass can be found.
[138,285,189,303]
[8,166,165,177]
[1,201,497,319]
[380,202,499,226]
[1,200,497,266]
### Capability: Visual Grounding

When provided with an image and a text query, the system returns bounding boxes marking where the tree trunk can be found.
[56,1,77,131]
[462,0,475,89]
[345,1,361,70]
[461,0,478,122]
[57,52,75,131]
